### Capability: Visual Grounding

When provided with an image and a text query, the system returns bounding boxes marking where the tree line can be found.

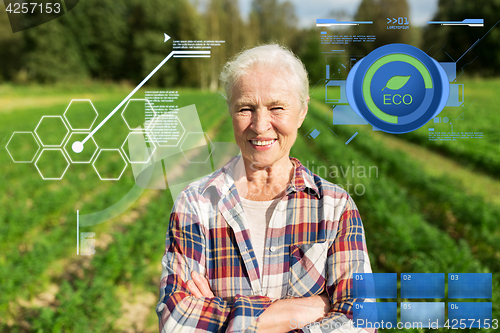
[0,0,322,89]
[0,0,498,88]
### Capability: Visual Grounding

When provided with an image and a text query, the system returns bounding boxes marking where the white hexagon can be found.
[63,132,99,164]
[92,149,128,181]
[121,99,157,131]
[180,132,215,164]
[63,99,99,131]
[34,116,70,147]
[151,114,186,147]
[35,148,70,180]
[120,132,157,164]
[5,132,41,163]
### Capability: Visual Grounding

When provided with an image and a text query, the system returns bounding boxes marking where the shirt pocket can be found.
[287,241,329,297]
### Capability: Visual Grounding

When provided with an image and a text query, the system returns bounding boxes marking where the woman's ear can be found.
[297,97,310,127]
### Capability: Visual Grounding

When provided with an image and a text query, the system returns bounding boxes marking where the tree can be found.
[349,0,411,56]
[204,0,248,91]
[13,0,205,85]
[422,0,500,76]
[291,28,324,86]
[127,0,204,87]
[0,3,25,82]
[23,16,88,83]
[249,0,298,45]
[62,0,129,81]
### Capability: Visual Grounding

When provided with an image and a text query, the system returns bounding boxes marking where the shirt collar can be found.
[287,157,321,198]
[201,156,321,199]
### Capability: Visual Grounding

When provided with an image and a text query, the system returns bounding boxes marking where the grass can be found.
[395,77,500,178]
[1,82,498,332]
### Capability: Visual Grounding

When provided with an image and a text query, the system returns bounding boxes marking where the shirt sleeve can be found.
[156,190,274,333]
[300,194,375,333]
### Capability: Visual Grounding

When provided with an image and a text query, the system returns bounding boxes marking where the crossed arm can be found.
[187,271,330,333]
[156,216,332,332]
[157,191,373,332]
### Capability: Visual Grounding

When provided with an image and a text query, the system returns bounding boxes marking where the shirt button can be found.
[270,246,276,252]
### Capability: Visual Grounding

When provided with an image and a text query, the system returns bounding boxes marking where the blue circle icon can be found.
[346,44,450,134]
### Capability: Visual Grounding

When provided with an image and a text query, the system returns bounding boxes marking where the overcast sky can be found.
[236,0,439,28]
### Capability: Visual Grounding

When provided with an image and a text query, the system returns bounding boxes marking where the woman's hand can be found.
[292,292,330,323]
[257,294,330,333]
[186,271,331,332]
[186,271,214,298]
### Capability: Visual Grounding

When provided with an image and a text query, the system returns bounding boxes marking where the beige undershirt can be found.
[240,197,280,275]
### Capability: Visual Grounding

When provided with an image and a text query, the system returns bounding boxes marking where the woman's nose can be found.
[250,109,272,133]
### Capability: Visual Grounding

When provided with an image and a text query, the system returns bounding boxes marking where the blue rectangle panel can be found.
[353,273,397,299]
[332,104,368,125]
[353,302,397,329]
[401,302,445,328]
[448,302,492,328]
[448,273,492,299]
[401,273,444,298]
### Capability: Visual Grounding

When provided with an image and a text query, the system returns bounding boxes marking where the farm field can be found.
[0,80,498,333]
[394,78,500,178]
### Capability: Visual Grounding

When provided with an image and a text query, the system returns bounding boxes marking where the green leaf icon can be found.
[382,75,411,91]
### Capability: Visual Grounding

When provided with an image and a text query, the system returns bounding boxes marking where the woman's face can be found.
[229,67,308,169]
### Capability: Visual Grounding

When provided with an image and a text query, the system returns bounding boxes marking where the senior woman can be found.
[156,44,374,333]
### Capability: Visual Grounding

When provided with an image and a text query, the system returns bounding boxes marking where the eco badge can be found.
[346,44,450,134]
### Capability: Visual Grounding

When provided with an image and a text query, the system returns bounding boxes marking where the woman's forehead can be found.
[231,70,298,103]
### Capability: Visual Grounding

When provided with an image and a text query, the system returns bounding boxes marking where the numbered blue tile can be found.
[401,302,445,328]
[353,302,397,329]
[448,273,492,299]
[448,302,492,328]
[401,273,444,299]
[353,273,397,299]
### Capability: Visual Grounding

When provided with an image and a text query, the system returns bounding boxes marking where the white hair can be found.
[219,44,309,109]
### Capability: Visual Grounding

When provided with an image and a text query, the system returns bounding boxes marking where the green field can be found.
[1,80,499,333]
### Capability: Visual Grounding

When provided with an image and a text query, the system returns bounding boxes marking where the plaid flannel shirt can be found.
[157,156,373,333]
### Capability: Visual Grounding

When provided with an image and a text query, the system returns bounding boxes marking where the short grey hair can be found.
[219,44,309,109]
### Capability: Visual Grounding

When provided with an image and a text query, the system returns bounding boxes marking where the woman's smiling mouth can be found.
[249,138,277,149]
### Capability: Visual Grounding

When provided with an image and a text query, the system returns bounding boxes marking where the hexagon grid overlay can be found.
[92,149,128,180]
[180,132,215,164]
[121,131,157,164]
[63,99,99,131]
[35,148,70,180]
[34,115,70,147]
[63,132,99,164]
[121,99,157,131]
[5,132,41,163]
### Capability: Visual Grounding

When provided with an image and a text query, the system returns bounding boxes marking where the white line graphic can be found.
[75,50,210,152]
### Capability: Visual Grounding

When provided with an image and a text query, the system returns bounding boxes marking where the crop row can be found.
[308,100,500,274]
[296,104,498,332]
[387,77,500,179]
[2,87,497,331]
[0,90,228,327]
[4,102,236,331]
[399,130,500,179]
